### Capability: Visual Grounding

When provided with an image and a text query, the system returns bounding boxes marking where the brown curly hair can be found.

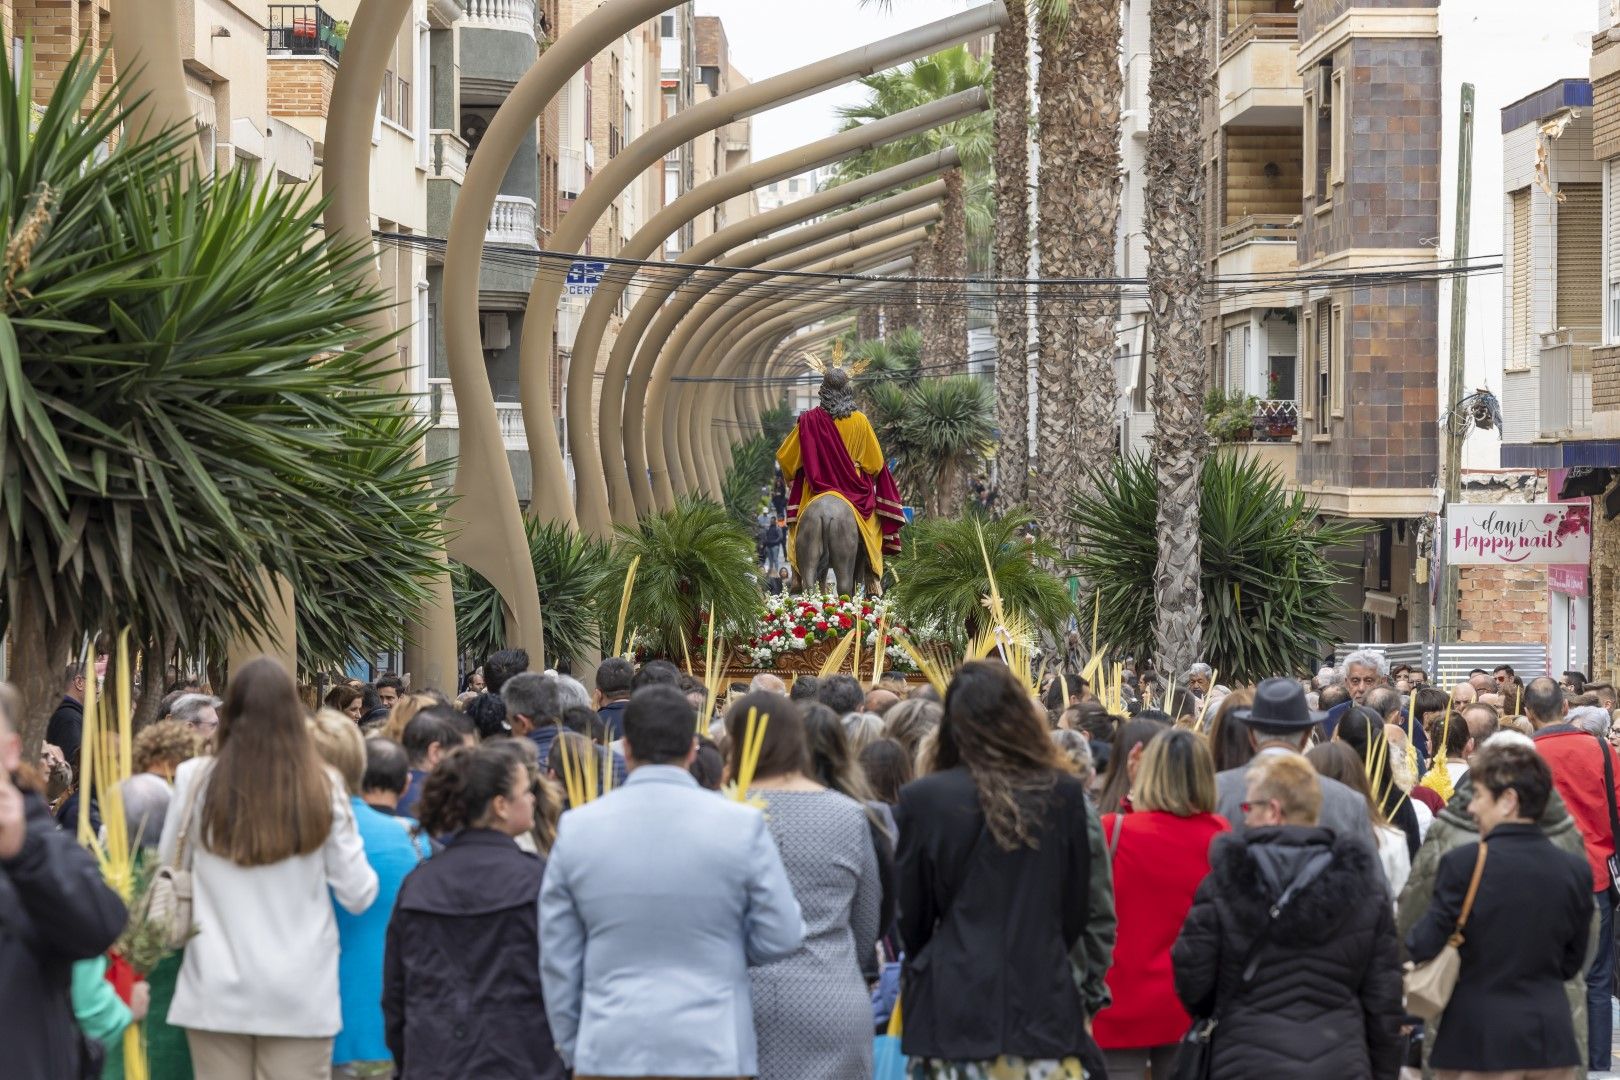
[133,719,203,775]
[934,661,1071,851]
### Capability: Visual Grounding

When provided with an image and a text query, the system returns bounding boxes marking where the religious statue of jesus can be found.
[774,345,905,593]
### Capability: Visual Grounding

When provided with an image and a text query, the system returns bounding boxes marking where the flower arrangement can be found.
[741,593,928,671]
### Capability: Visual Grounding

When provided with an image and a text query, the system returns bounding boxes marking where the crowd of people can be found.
[6,641,1620,1080]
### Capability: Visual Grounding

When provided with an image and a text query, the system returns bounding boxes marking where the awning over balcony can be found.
[1500,441,1620,468]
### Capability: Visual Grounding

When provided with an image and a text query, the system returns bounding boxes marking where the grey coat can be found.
[1216,749,1376,849]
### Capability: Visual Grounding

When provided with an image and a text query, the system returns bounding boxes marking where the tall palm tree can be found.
[859,1,1032,501]
[1035,0,1123,553]
[835,47,993,377]
[867,374,996,517]
[993,0,1032,503]
[1145,0,1210,673]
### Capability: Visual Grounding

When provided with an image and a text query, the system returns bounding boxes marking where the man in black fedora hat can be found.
[1215,677,1375,846]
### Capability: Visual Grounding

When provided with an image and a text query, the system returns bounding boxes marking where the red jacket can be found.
[1534,725,1620,892]
[1092,809,1230,1049]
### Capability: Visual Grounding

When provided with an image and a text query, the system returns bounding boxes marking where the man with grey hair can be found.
[168,693,221,742]
[1340,649,1388,705]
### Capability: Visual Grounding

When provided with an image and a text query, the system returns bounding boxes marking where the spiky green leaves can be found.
[1067,452,1369,682]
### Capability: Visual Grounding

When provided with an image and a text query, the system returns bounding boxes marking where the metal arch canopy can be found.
[518,6,1006,532]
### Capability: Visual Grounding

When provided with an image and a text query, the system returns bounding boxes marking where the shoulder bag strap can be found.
[1108,813,1125,861]
[1597,732,1620,854]
[1449,842,1488,945]
[171,762,210,871]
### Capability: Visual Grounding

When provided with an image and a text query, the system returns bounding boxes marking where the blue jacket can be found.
[539,765,803,1076]
[530,726,626,793]
[596,699,628,739]
[334,796,431,1066]
[397,769,428,819]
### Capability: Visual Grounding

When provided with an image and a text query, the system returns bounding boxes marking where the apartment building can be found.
[692,15,756,244]
[424,0,562,505]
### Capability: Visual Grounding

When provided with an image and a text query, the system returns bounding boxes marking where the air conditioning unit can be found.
[481,312,510,352]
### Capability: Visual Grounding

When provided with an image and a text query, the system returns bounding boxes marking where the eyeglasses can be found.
[1240,799,1276,815]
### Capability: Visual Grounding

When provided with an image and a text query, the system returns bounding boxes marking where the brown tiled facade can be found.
[1294,1,1440,500]
[1298,0,1432,44]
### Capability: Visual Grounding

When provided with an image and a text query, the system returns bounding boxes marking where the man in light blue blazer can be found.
[539,684,803,1079]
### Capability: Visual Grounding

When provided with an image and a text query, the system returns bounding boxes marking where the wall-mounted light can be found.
[211,26,231,38]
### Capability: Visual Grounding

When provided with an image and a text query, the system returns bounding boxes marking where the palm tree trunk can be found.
[857,304,881,343]
[1146,0,1210,674]
[1036,1,1122,552]
[993,0,1031,504]
[922,170,968,374]
[11,576,77,759]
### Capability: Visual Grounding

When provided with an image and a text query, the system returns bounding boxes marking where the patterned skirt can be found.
[907,1057,1088,1080]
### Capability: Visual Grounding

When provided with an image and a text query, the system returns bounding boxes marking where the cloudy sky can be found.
[693,0,973,161]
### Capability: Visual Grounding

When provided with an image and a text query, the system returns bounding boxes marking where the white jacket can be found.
[156,756,378,1037]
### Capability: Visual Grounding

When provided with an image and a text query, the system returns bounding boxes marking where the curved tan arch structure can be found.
[110,2,198,162]
[672,230,932,499]
[561,107,984,537]
[519,6,1006,533]
[612,152,960,521]
[318,0,457,690]
[688,263,919,497]
[442,0,709,663]
[652,225,933,502]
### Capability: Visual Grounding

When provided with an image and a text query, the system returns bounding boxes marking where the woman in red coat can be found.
[1092,728,1230,1080]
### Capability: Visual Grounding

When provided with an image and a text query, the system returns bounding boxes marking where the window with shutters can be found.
[1557,183,1601,330]
[1225,324,1250,395]
[1302,88,1316,200]
[1508,187,1533,370]
[1314,299,1332,435]
[1302,308,1317,418]
[1329,303,1344,417]
[1330,69,1346,188]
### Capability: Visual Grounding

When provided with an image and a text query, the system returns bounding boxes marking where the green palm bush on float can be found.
[0,44,445,743]
[610,498,763,659]
[888,509,1071,645]
[452,519,615,671]
[1066,452,1368,683]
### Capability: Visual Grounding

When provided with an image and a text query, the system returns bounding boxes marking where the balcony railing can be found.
[1251,399,1299,442]
[267,6,342,62]
[1220,12,1298,62]
[1218,214,1298,252]
[1539,328,1599,438]
[429,382,530,451]
[487,194,539,248]
[431,129,470,182]
[462,0,537,36]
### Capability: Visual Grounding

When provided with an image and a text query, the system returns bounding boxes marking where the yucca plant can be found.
[1067,452,1369,682]
[0,45,439,744]
[453,518,615,669]
[888,509,1071,645]
[611,498,763,659]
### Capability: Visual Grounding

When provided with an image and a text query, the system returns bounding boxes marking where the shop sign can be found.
[1445,503,1592,566]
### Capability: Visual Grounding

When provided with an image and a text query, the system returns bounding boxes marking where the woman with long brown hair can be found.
[727,691,881,1080]
[895,661,1104,1079]
[158,657,378,1077]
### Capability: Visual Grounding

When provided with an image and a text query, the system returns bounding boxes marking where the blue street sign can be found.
[566,260,607,296]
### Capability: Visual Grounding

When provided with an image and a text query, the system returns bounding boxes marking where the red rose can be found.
[792,626,808,639]
[815,620,829,632]
[839,615,853,629]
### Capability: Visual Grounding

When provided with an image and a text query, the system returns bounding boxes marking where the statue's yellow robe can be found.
[775,411,889,579]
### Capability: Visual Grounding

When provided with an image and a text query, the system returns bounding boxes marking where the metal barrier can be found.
[1331,643,1549,685]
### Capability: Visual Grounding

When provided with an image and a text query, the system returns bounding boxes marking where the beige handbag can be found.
[133,770,206,951]
[1403,841,1487,1022]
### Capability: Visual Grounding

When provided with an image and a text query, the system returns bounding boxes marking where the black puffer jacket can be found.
[1,789,128,1080]
[1172,825,1404,1080]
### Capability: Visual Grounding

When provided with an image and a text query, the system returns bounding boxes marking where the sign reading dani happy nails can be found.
[1445,503,1593,566]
